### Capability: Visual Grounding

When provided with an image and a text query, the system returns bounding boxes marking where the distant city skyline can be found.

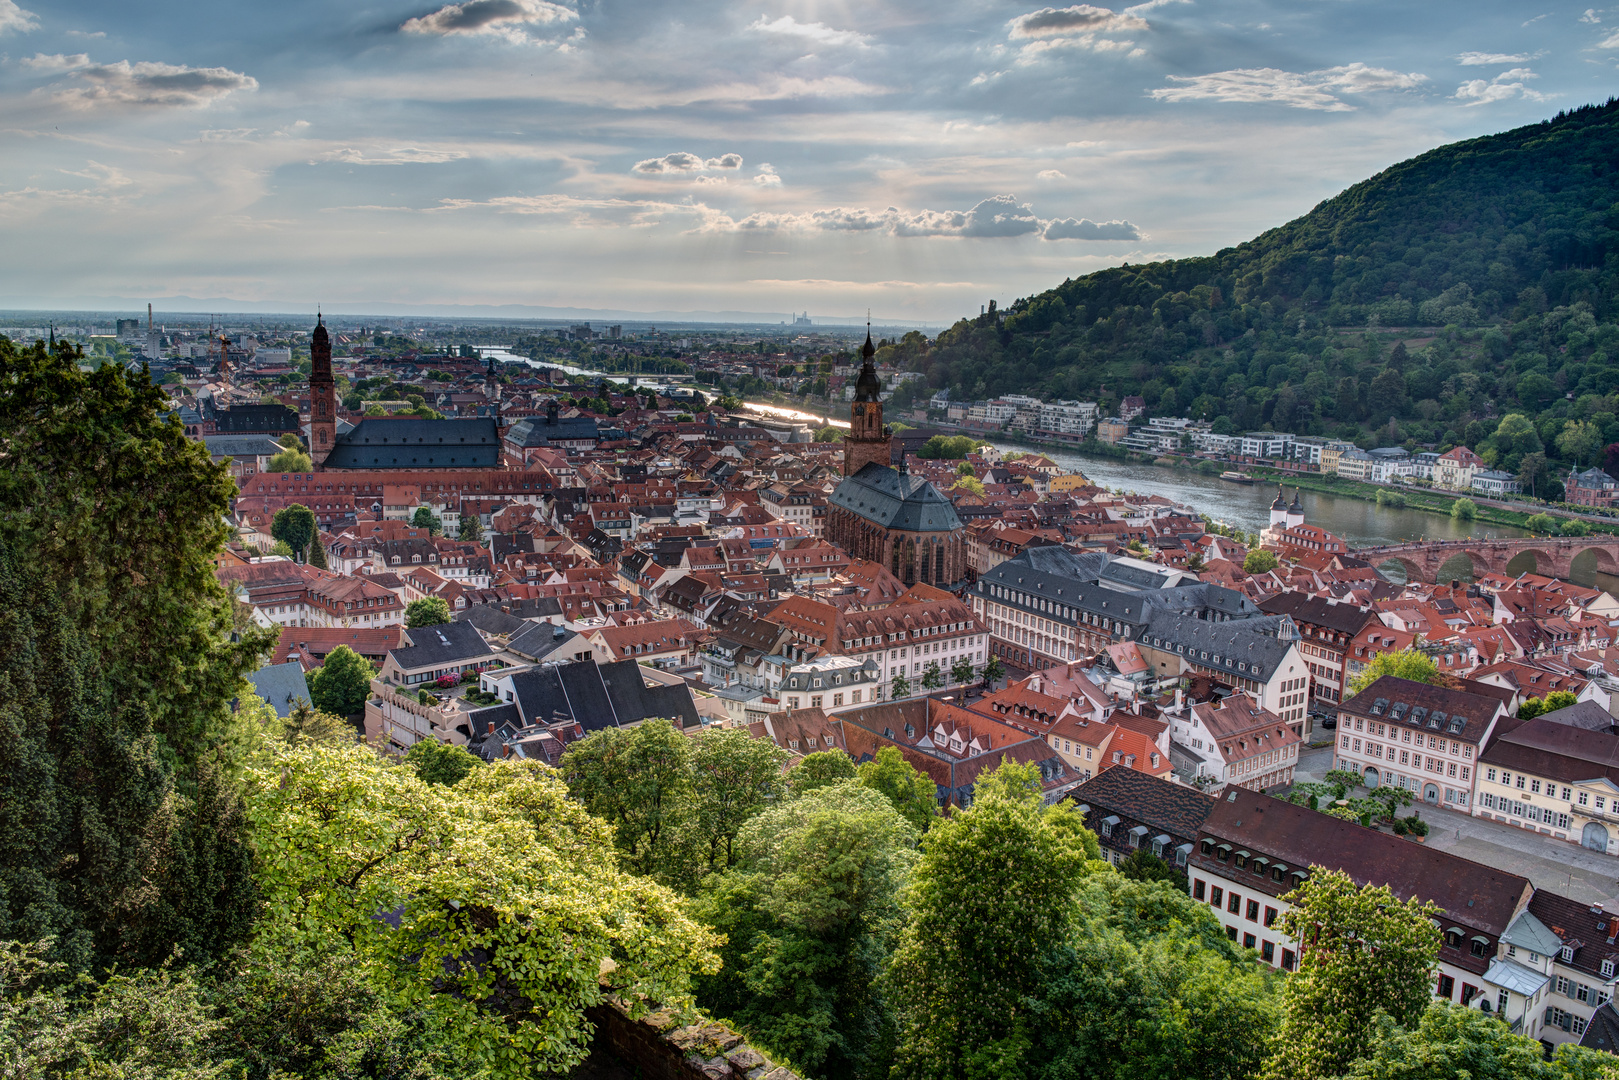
[1,0,1615,321]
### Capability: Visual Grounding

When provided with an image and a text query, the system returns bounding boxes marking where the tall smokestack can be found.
[148,303,152,331]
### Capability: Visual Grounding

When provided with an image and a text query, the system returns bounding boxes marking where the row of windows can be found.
[1478,793,1573,827]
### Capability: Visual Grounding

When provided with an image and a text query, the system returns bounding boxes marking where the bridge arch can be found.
[1433,550,1489,586]
[1504,547,1559,579]
[1570,545,1619,588]
[1375,556,1424,585]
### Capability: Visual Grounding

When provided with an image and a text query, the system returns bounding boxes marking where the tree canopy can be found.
[305,645,375,717]
[1347,649,1444,696]
[406,596,453,628]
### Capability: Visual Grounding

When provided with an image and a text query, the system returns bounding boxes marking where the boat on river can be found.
[1220,471,1257,484]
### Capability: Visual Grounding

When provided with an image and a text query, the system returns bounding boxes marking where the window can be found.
[1438,974,1455,1000]
[1226,925,1238,942]
[1210,886,1223,907]
[1265,906,1278,928]
[1243,932,1257,949]
[1604,960,1616,979]
[1282,948,1296,971]
[1193,879,1206,901]
[1246,900,1260,922]
[1228,892,1242,915]
[1261,940,1275,964]
[1471,938,1490,958]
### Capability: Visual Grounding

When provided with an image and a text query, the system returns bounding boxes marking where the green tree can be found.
[1519,688,1579,720]
[917,435,979,459]
[277,433,303,449]
[268,539,294,558]
[1024,873,1276,1080]
[815,426,842,442]
[890,671,911,699]
[1526,512,1557,534]
[920,660,944,692]
[307,532,329,570]
[982,654,1005,683]
[411,507,442,536]
[0,338,276,765]
[888,761,1092,1080]
[458,515,485,542]
[0,546,258,974]
[1347,650,1443,695]
[245,742,721,1078]
[1115,847,1186,890]
[1344,1001,1619,1080]
[1519,450,1551,497]
[276,698,356,745]
[1559,420,1604,467]
[952,474,987,497]
[271,504,317,562]
[305,645,375,717]
[559,718,693,881]
[404,737,482,785]
[1451,497,1478,521]
[787,750,858,796]
[266,447,313,474]
[689,726,788,872]
[1243,549,1279,574]
[405,596,452,628]
[695,783,918,1080]
[1262,868,1441,1080]
[950,655,976,686]
[857,745,937,834]
[1563,516,1593,536]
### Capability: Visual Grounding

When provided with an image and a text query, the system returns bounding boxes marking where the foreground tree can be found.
[405,596,452,628]
[1344,1002,1619,1080]
[404,737,482,785]
[305,645,375,717]
[0,338,275,766]
[856,745,937,834]
[1262,868,1441,1080]
[559,718,693,881]
[689,726,788,872]
[1025,873,1277,1080]
[0,545,257,974]
[246,743,720,1078]
[787,750,858,796]
[695,783,918,1080]
[888,761,1092,1080]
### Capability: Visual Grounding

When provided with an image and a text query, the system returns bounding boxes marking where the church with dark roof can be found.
[825,329,969,589]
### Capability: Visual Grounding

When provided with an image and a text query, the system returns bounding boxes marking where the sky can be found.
[1,0,1617,323]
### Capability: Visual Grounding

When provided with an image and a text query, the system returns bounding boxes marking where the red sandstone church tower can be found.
[843,327,891,476]
[309,313,336,467]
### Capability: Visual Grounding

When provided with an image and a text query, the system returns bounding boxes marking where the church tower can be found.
[843,325,891,476]
[309,313,336,468]
[485,354,503,434]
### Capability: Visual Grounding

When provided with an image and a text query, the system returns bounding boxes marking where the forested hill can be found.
[907,98,1619,464]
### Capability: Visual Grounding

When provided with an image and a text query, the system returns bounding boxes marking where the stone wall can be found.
[585,998,800,1080]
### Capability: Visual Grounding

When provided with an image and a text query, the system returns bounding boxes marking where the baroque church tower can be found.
[843,326,891,476]
[309,313,336,468]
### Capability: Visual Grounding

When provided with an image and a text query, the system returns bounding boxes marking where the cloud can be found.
[400,0,575,41]
[0,0,37,36]
[60,160,132,188]
[1043,216,1141,240]
[51,59,258,107]
[752,163,781,186]
[1009,5,1147,38]
[632,151,744,175]
[1455,51,1535,64]
[1122,0,1190,13]
[693,175,728,186]
[21,51,88,70]
[1455,68,1548,105]
[1582,8,1602,22]
[1599,29,1619,47]
[747,15,869,48]
[325,146,470,164]
[1151,63,1426,111]
[1038,168,1067,179]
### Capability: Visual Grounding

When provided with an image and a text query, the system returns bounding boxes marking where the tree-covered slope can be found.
[910,98,1619,470]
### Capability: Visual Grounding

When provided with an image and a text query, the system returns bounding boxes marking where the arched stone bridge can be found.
[1355,537,1619,584]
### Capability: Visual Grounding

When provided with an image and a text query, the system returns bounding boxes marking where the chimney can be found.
[1175,687,1184,710]
[487,721,496,735]
[147,303,152,331]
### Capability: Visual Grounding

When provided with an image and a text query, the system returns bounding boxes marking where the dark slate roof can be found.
[244,660,311,718]
[827,462,963,533]
[1072,766,1215,840]
[454,605,526,637]
[506,623,585,662]
[1539,700,1619,733]
[1580,1002,1619,1056]
[323,417,502,469]
[1527,889,1619,984]
[1257,591,1376,634]
[506,657,700,730]
[203,434,287,458]
[389,621,495,670]
[1139,612,1298,682]
[505,414,601,447]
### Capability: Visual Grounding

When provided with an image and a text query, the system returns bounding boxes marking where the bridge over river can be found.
[1356,536,1619,585]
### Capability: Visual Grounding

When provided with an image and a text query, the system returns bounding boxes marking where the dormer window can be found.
[1562,946,1575,963]
[1604,960,1616,979]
